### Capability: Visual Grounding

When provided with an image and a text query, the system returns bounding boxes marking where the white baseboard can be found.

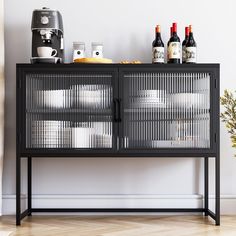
[3,194,27,215]
[3,194,236,215]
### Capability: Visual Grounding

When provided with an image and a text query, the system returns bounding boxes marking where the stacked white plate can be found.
[71,125,95,148]
[133,90,167,108]
[31,120,70,148]
[93,122,112,148]
[34,90,71,109]
[71,122,112,148]
[31,120,113,149]
[169,93,206,109]
[72,85,112,109]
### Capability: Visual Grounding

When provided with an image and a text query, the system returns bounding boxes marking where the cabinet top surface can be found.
[16,63,220,69]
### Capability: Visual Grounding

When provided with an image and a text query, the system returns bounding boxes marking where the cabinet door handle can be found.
[113,99,119,122]
[117,99,121,122]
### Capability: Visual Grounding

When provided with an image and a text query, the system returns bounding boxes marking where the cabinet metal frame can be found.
[16,63,220,226]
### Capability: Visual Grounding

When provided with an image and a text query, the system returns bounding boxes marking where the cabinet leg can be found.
[16,154,21,225]
[204,157,209,216]
[28,157,32,216]
[215,154,220,225]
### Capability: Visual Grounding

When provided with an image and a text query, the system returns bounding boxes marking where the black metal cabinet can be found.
[17,64,219,157]
[16,63,220,225]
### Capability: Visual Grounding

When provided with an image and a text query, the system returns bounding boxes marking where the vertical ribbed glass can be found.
[26,73,113,149]
[122,72,210,149]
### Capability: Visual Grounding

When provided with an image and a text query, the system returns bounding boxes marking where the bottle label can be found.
[168,42,181,59]
[182,46,186,63]
[186,47,197,63]
[152,47,164,63]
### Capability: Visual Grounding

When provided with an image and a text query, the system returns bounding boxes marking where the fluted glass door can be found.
[120,71,211,149]
[25,71,115,150]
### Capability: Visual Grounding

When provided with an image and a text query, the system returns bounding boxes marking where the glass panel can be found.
[26,73,113,149]
[122,72,210,149]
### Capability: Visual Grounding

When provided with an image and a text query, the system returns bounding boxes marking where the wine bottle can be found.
[185,25,197,63]
[167,27,173,62]
[167,23,181,64]
[182,26,190,63]
[152,25,164,63]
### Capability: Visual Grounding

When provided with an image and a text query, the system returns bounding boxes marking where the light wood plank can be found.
[0,215,236,236]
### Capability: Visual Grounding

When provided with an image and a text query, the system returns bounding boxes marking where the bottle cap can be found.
[172,22,177,32]
[156,25,161,33]
[189,25,193,33]
[185,26,190,36]
[170,27,173,36]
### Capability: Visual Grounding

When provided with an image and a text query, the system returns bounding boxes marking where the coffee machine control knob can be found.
[41,16,49,25]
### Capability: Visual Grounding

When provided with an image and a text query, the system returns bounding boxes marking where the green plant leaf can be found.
[220,89,236,156]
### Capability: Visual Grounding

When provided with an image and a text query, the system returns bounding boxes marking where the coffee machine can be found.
[31,7,64,63]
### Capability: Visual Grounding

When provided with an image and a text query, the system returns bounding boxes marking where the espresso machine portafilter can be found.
[31,7,64,64]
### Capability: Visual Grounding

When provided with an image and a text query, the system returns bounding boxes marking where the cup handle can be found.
[51,49,57,57]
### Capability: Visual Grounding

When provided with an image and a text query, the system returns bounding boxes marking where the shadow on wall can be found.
[4,25,30,149]
[3,25,30,193]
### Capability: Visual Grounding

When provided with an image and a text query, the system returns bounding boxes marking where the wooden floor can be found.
[1,215,236,236]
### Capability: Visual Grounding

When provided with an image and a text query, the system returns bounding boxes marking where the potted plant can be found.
[221,89,236,154]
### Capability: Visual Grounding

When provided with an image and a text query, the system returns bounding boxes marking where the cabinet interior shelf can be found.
[26,108,111,114]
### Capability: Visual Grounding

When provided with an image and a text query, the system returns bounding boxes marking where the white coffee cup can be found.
[37,47,57,57]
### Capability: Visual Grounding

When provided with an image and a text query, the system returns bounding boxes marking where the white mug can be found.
[37,47,57,57]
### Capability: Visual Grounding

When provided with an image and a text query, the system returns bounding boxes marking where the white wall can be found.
[3,0,236,214]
